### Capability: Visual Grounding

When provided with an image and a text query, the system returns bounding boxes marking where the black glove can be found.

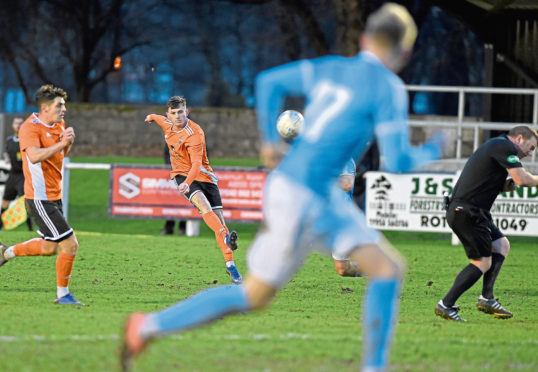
[504,178,517,192]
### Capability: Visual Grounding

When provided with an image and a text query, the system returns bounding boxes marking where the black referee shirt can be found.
[5,135,23,173]
[451,135,522,211]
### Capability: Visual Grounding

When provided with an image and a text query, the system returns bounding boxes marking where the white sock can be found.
[225,260,235,268]
[57,286,69,299]
[4,246,15,259]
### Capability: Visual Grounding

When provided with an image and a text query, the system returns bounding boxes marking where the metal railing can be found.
[406,85,538,163]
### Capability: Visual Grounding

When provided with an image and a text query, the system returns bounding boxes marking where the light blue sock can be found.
[144,285,251,337]
[361,278,400,371]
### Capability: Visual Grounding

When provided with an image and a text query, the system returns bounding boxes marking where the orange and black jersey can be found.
[147,115,217,185]
[19,113,66,200]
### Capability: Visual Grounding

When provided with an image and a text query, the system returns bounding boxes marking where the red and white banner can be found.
[109,165,267,222]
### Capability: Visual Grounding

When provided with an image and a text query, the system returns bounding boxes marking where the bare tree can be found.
[217,0,368,57]
[0,0,160,102]
[0,0,42,102]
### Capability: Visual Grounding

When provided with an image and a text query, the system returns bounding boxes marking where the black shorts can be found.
[446,201,504,259]
[25,199,73,242]
[3,173,24,201]
[173,175,223,209]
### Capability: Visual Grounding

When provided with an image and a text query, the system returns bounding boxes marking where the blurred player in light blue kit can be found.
[280,111,362,276]
[121,4,444,371]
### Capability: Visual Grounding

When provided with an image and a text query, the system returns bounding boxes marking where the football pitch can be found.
[1,159,537,372]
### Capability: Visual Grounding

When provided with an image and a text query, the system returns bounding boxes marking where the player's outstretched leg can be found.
[1,238,44,268]
[224,230,242,283]
[225,230,238,251]
[121,284,251,371]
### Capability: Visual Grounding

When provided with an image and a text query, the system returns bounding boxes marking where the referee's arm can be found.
[507,167,538,187]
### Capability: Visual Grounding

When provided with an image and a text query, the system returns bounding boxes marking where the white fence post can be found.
[456,89,465,159]
[62,157,70,220]
[186,221,200,237]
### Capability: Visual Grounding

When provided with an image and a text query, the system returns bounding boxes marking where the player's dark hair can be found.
[508,125,538,141]
[35,84,67,107]
[167,96,187,109]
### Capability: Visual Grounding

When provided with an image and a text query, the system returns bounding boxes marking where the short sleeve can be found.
[491,141,522,169]
[19,123,40,152]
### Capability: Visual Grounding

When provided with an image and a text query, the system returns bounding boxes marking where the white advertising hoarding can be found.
[365,171,538,236]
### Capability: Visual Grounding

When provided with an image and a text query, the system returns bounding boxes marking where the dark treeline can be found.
[0,0,532,119]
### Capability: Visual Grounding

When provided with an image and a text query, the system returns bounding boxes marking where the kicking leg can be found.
[191,192,241,283]
[214,208,238,251]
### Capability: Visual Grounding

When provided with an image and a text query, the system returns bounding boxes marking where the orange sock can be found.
[13,238,43,256]
[202,211,234,262]
[56,251,76,287]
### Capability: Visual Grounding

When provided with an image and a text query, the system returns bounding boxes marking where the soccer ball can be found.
[276,110,304,140]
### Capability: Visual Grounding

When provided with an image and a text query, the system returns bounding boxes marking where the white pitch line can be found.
[0,333,350,343]
[2,334,537,346]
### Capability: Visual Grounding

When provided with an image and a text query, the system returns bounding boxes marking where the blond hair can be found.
[365,2,417,51]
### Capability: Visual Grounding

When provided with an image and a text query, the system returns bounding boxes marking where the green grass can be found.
[1,157,537,372]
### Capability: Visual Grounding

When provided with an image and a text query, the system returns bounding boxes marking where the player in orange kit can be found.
[145,96,242,284]
[0,84,83,305]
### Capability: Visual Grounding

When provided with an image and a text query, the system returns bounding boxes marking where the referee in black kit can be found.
[435,126,538,322]
[1,117,33,231]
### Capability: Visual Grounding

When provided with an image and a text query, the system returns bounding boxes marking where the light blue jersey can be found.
[256,51,441,196]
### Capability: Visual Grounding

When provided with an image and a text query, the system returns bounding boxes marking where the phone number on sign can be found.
[494,218,527,232]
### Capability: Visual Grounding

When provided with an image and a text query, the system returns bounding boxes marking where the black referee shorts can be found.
[173,175,223,209]
[446,201,504,259]
[25,199,73,242]
[3,172,24,201]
